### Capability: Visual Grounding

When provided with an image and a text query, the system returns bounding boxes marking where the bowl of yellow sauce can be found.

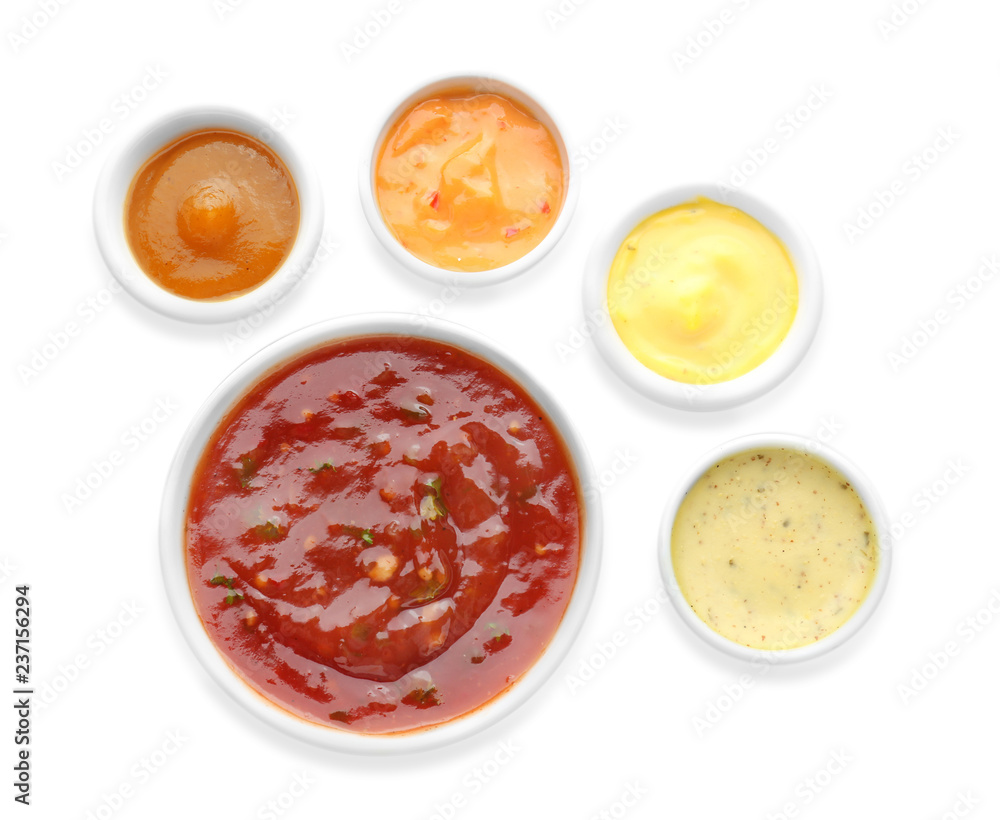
[584,186,822,409]
[660,434,891,662]
[359,74,577,286]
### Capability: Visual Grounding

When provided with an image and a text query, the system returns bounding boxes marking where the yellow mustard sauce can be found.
[671,448,878,650]
[607,197,798,384]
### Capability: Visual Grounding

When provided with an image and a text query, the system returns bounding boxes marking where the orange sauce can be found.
[374,91,565,272]
[125,129,299,300]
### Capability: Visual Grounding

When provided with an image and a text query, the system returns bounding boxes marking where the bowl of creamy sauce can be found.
[660,433,891,662]
[359,74,577,287]
[584,185,822,410]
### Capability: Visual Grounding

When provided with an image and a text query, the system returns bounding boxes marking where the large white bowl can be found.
[359,74,578,287]
[583,184,823,410]
[659,433,891,663]
[160,313,602,753]
[94,105,324,323]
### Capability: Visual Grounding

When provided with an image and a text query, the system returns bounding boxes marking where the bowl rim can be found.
[658,432,892,663]
[358,72,578,287]
[93,104,325,324]
[159,312,602,753]
[583,183,823,410]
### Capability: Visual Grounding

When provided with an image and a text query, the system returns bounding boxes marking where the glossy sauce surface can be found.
[671,448,878,650]
[374,91,565,272]
[126,129,299,300]
[186,336,582,733]
[607,198,798,384]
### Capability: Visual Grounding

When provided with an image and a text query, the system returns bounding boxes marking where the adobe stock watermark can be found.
[545,0,592,31]
[571,116,629,173]
[375,77,517,191]
[83,729,187,820]
[7,0,73,54]
[897,588,1000,705]
[60,398,179,514]
[556,239,790,371]
[582,448,640,505]
[717,83,834,192]
[693,655,773,736]
[340,0,405,63]
[691,613,827,735]
[555,307,609,363]
[426,740,519,820]
[566,586,667,694]
[717,418,843,535]
[17,268,143,384]
[257,772,316,820]
[213,0,249,21]
[35,601,143,713]
[410,278,465,330]
[876,0,934,40]
[0,558,14,587]
[588,782,647,820]
[255,104,296,143]
[932,791,979,820]
[763,749,853,820]
[887,254,997,372]
[223,231,339,352]
[671,0,755,73]
[841,125,959,244]
[678,287,796,406]
[888,458,969,545]
[52,64,169,183]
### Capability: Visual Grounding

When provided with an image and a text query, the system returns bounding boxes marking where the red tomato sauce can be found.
[185,336,582,733]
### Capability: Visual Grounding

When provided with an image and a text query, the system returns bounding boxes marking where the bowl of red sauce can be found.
[160,314,600,752]
[359,74,577,286]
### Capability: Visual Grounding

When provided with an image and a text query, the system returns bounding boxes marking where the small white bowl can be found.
[359,74,577,287]
[94,106,324,323]
[160,313,602,753]
[659,433,891,663]
[583,184,823,410]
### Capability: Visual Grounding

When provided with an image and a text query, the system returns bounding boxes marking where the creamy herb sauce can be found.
[672,447,878,649]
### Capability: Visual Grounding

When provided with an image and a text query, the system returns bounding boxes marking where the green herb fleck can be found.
[516,484,537,502]
[308,460,337,474]
[236,455,257,489]
[401,404,430,422]
[409,575,446,604]
[361,529,374,545]
[402,685,440,709]
[254,520,286,540]
[351,622,372,642]
[210,574,244,605]
[420,478,448,520]
[483,622,511,655]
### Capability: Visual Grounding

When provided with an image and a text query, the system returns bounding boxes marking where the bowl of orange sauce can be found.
[95,106,324,322]
[359,75,577,286]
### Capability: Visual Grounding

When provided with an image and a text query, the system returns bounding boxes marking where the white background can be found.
[4,0,999,817]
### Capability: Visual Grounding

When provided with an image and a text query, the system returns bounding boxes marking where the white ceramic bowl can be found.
[583,184,823,410]
[659,433,891,663]
[94,106,324,323]
[160,313,602,753]
[359,74,577,287]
